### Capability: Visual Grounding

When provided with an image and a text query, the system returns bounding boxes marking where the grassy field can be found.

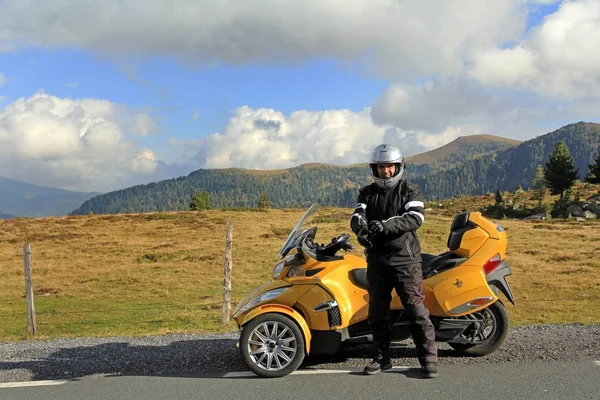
[1,189,600,342]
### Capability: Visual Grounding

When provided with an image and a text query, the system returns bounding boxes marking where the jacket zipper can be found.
[406,239,415,260]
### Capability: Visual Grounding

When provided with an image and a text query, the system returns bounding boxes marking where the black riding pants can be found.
[366,260,438,365]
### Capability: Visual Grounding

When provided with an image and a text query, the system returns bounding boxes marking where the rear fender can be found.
[240,304,312,354]
[486,260,515,305]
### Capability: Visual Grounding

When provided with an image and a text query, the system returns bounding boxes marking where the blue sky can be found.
[1,48,390,162]
[1,0,598,193]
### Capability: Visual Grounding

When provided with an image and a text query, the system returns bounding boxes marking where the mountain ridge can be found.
[0,176,101,218]
[71,124,598,215]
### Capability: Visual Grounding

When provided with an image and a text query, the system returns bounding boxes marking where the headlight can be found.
[287,265,305,278]
[272,261,285,279]
[272,253,299,279]
[238,287,289,313]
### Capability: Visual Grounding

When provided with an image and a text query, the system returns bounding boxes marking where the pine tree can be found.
[585,146,600,184]
[494,189,504,206]
[256,191,271,209]
[189,191,211,211]
[533,165,546,211]
[543,141,579,199]
[513,185,524,210]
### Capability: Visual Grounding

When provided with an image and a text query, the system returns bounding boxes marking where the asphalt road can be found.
[1,359,599,400]
[2,325,599,399]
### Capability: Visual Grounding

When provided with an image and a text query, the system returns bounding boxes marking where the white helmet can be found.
[369,144,405,188]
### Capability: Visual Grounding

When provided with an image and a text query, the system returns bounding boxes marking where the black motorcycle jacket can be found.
[350,179,425,266]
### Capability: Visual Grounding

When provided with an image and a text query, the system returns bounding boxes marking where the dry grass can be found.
[1,203,600,342]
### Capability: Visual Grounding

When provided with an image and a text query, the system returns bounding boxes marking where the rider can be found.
[350,143,438,378]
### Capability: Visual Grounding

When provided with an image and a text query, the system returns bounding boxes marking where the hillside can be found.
[70,123,599,214]
[348,134,521,174]
[406,134,521,165]
[0,211,17,220]
[417,122,600,200]
[71,134,518,214]
[0,176,101,217]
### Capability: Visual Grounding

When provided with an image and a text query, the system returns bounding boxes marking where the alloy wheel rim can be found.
[459,308,497,344]
[247,321,297,371]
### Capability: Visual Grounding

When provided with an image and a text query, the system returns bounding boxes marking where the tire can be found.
[239,313,306,378]
[448,301,510,356]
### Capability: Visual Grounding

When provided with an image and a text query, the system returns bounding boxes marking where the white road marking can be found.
[0,380,69,389]
[223,366,410,378]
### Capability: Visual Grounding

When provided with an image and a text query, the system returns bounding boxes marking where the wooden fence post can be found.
[222,222,233,324]
[23,242,37,334]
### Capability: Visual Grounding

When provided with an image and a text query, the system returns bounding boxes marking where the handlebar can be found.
[316,233,354,257]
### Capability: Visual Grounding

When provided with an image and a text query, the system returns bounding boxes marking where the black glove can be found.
[356,228,372,248]
[368,220,384,235]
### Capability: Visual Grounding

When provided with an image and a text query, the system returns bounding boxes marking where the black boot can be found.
[363,358,392,375]
[420,362,438,379]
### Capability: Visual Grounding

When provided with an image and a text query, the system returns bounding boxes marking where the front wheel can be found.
[448,301,510,356]
[239,313,306,378]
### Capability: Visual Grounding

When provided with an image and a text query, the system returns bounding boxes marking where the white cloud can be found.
[66,81,79,87]
[131,149,158,173]
[469,46,539,87]
[191,109,200,120]
[0,92,159,192]
[187,109,200,123]
[190,86,600,172]
[368,77,591,142]
[190,106,461,169]
[370,79,520,133]
[470,0,600,98]
[0,0,528,80]
[525,0,561,4]
[130,113,161,136]
[2,0,599,182]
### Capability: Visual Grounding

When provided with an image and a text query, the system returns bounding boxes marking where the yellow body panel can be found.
[469,212,503,240]
[424,236,507,316]
[305,254,370,329]
[454,228,488,258]
[453,212,506,258]
[240,303,312,354]
[232,279,292,317]
[426,264,496,314]
[294,285,336,331]
[232,280,313,328]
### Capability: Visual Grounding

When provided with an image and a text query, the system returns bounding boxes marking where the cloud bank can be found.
[0,92,160,192]
[1,0,599,191]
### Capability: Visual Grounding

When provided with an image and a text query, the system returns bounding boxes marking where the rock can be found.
[584,203,600,218]
[586,193,600,204]
[522,213,546,221]
[566,204,584,217]
[583,210,597,220]
[575,217,586,222]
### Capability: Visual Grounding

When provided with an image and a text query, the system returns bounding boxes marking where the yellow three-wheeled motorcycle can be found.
[232,203,515,378]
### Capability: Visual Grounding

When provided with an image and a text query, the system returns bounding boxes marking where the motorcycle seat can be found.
[349,252,467,290]
[421,252,468,279]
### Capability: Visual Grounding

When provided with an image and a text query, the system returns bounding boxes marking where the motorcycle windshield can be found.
[277,203,320,258]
